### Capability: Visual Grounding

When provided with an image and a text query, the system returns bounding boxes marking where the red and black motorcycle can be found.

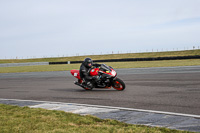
[70,64,125,91]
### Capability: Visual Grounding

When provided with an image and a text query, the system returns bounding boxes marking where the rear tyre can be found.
[83,82,93,90]
[83,86,93,90]
[112,78,125,91]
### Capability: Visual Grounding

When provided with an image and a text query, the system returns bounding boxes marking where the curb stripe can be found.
[1,98,200,118]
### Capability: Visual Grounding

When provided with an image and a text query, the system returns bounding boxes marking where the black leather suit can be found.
[79,63,101,82]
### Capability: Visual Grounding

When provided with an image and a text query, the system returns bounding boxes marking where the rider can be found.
[79,58,101,89]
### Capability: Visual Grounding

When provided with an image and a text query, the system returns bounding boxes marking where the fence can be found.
[2,46,200,59]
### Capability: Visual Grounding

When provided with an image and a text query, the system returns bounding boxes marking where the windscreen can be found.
[100,64,111,72]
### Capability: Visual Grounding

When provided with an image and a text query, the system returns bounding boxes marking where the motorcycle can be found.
[70,64,125,91]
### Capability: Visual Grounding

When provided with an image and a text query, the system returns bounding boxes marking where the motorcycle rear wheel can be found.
[112,78,125,91]
[83,87,93,90]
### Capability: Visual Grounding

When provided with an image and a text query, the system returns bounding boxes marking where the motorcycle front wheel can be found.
[112,78,125,91]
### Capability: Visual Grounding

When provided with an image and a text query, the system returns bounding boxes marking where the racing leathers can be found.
[79,62,101,89]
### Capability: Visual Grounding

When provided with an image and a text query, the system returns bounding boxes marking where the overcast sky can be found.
[1,0,200,59]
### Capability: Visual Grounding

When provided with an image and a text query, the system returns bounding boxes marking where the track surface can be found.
[0,66,200,115]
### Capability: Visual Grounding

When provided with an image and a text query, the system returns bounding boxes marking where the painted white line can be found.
[1,98,200,118]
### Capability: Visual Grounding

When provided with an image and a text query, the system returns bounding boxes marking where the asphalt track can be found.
[0,66,200,115]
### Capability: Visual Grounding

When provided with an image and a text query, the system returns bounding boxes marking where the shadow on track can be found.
[50,88,120,92]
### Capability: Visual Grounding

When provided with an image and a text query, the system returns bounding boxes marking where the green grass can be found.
[0,104,191,133]
[1,50,200,73]
[0,49,200,64]
[1,59,200,73]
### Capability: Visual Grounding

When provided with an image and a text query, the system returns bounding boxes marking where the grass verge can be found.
[0,104,190,133]
[0,50,200,64]
[0,59,200,73]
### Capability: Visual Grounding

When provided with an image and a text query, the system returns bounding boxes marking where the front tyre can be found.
[112,78,125,91]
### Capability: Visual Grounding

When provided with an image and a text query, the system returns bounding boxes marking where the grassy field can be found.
[1,59,200,73]
[0,49,200,64]
[0,104,190,133]
[0,50,200,73]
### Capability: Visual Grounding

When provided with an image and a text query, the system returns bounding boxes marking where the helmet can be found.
[83,58,93,68]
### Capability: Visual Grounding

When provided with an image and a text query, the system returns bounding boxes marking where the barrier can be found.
[49,55,200,65]
[2,55,199,67]
[0,62,49,67]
